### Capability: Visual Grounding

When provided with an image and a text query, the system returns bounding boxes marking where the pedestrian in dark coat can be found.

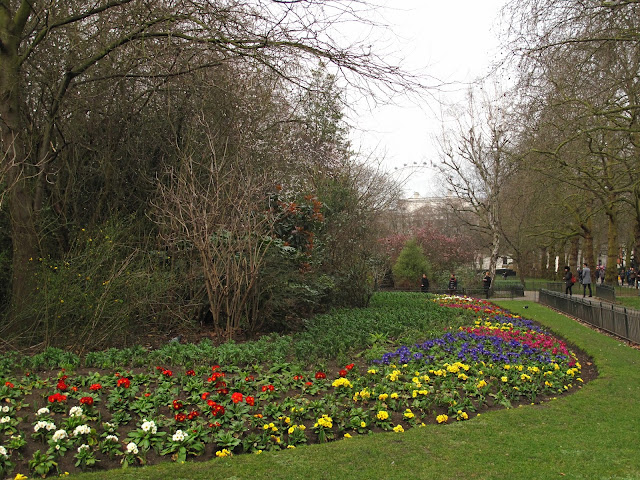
[420,274,430,293]
[448,273,458,295]
[563,266,574,296]
[482,271,492,299]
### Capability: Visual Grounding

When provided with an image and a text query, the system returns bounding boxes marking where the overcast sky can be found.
[348,0,508,197]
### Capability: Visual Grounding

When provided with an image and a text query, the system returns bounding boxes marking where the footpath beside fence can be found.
[538,288,640,344]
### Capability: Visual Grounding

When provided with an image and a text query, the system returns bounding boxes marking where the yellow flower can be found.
[501,376,508,383]
[378,393,388,401]
[287,445,296,449]
[215,449,231,457]
[332,378,353,389]
[390,392,398,399]
[476,380,487,389]
[392,424,404,433]
[360,421,366,428]
[367,369,377,374]
[404,409,415,419]
[344,433,352,438]
[436,414,449,424]
[15,475,28,480]
[376,410,389,421]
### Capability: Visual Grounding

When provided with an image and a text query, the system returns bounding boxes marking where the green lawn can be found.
[70,301,640,480]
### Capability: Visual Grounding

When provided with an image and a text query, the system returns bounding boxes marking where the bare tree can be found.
[436,85,516,291]
[0,0,424,322]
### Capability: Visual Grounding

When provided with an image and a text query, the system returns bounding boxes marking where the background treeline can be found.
[0,1,409,350]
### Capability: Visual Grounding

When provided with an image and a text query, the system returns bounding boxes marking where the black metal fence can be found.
[539,289,640,344]
[543,282,615,302]
[381,284,525,299]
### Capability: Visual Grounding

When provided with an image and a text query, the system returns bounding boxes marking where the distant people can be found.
[630,267,637,289]
[420,273,430,293]
[581,262,592,297]
[448,273,458,295]
[482,271,492,299]
[563,265,574,296]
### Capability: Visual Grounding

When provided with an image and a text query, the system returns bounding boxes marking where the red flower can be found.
[187,410,199,420]
[245,375,255,382]
[339,369,348,377]
[211,404,225,417]
[305,381,313,386]
[4,382,13,388]
[211,365,221,371]
[116,378,130,388]
[315,371,326,380]
[156,366,164,371]
[80,396,94,406]
[345,363,355,370]
[231,392,243,404]
[208,422,221,428]
[48,393,67,403]
[293,375,304,381]
[172,400,183,410]
[144,393,151,397]
[89,384,102,391]
[245,396,255,406]
[201,392,210,400]
[57,380,68,391]
[186,370,196,377]
[175,412,187,422]
[162,369,173,377]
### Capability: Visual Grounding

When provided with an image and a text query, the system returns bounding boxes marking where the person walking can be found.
[581,262,592,297]
[563,265,574,296]
[482,271,492,299]
[448,273,458,295]
[420,273,430,293]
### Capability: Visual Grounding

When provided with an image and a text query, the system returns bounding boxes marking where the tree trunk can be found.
[569,236,580,270]
[605,211,618,285]
[0,21,40,326]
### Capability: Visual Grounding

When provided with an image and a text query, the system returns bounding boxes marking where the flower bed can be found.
[0,296,587,479]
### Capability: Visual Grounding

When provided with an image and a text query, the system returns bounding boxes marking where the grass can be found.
[65,300,640,480]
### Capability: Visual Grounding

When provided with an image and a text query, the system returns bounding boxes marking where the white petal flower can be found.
[126,442,139,454]
[36,407,50,416]
[69,406,83,417]
[52,429,68,442]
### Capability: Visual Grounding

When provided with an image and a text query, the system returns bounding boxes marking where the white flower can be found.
[0,445,7,458]
[77,444,90,453]
[102,422,116,432]
[36,407,50,416]
[69,406,83,417]
[52,429,68,442]
[141,420,157,434]
[0,416,10,424]
[34,420,56,432]
[126,442,139,455]
[104,435,119,443]
[172,430,188,442]
[1,406,10,413]
[73,424,91,436]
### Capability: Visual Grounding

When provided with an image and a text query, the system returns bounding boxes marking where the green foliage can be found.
[11,218,183,349]
[392,239,430,289]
